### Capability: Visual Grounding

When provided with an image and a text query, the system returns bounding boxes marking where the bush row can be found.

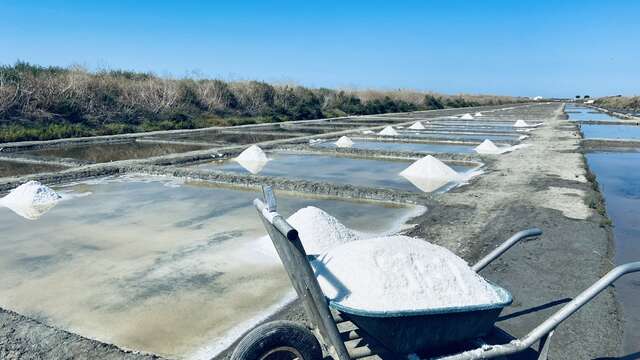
[0,62,525,142]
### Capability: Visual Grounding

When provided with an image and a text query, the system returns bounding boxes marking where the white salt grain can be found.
[378,126,398,136]
[234,145,270,174]
[281,206,361,255]
[335,136,354,148]
[311,236,503,312]
[408,122,426,130]
[0,181,61,220]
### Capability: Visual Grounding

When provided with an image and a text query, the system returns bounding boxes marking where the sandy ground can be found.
[0,103,625,359]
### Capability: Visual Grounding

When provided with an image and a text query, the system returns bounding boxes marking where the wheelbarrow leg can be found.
[537,330,554,360]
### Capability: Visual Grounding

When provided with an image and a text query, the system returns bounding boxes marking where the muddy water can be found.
[0,160,65,177]
[586,152,640,351]
[0,176,419,359]
[314,139,476,154]
[196,152,474,193]
[581,124,640,140]
[23,141,208,163]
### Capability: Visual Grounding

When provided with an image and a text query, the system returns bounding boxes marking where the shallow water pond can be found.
[566,105,619,122]
[581,124,640,140]
[146,131,298,145]
[0,160,65,177]
[195,151,474,193]
[314,139,476,154]
[0,176,419,359]
[22,141,208,163]
[586,152,640,351]
[397,130,519,142]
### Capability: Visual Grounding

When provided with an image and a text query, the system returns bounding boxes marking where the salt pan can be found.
[408,121,426,130]
[378,126,398,136]
[335,136,354,148]
[234,145,270,174]
[460,113,474,120]
[311,236,503,312]
[0,181,61,220]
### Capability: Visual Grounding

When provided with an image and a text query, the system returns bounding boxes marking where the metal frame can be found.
[253,187,640,360]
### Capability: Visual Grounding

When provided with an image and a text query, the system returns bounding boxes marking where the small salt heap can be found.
[361,130,375,135]
[234,145,270,174]
[474,112,483,117]
[287,206,360,254]
[399,155,462,192]
[378,126,398,136]
[460,113,474,120]
[513,120,542,128]
[474,139,529,155]
[408,121,426,130]
[474,139,508,154]
[335,136,354,148]
[311,236,504,312]
[0,181,61,220]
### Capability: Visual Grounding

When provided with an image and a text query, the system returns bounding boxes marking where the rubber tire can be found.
[230,320,322,360]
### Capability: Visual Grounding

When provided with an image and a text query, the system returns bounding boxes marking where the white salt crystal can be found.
[335,136,354,148]
[378,126,399,136]
[234,145,270,174]
[0,181,61,220]
[408,121,426,130]
[287,206,360,255]
[311,236,503,312]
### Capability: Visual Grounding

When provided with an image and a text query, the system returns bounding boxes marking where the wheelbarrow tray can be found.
[329,284,512,354]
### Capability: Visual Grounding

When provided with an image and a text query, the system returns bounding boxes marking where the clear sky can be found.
[1,0,638,98]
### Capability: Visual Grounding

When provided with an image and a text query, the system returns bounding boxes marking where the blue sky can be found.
[1,0,638,98]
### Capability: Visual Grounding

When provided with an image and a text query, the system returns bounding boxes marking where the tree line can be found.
[0,62,525,142]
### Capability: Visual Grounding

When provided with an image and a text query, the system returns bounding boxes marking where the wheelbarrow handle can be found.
[433,261,640,360]
[472,228,543,272]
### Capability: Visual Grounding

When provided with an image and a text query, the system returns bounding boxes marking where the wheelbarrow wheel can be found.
[231,320,322,360]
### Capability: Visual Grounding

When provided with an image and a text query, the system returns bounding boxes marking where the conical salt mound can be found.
[235,145,270,174]
[335,136,354,148]
[408,121,426,130]
[236,145,268,163]
[378,126,398,136]
[474,112,483,117]
[0,181,61,220]
[460,113,474,120]
[513,120,529,128]
[399,155,461,181]
[287,206,360,255]
[474,139,501,154]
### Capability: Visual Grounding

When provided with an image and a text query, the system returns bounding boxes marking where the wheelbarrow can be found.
[231,186,640,360]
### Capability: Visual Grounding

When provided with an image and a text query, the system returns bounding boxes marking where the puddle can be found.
[194,151,474,193]
[586,152,640,352]
[581,124,640,140]
[314,139,475,154]
[0,160,66,177]
[0,175,419,359]
[145,131,299,145]
[566,105,619,122]
[21,141,209,163]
